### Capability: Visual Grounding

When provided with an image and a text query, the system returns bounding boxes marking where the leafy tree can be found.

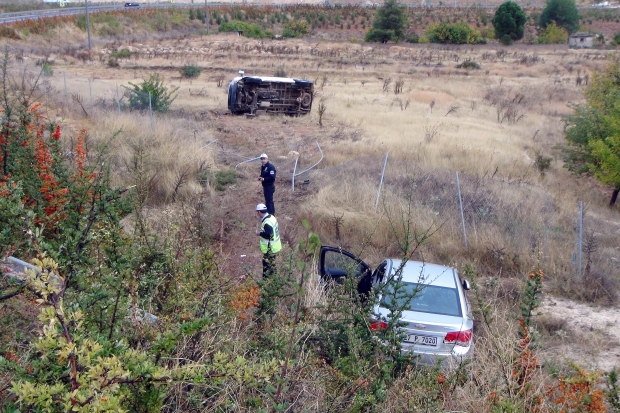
[493,1,527,41]
[123,74,178,113]
[539,0,580,34]
[564,61,620,206]
[364,0,408,43]
[537,21,569,43]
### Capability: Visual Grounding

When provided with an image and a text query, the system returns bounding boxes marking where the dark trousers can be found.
[262,251,276,278]
[263,185,275,215]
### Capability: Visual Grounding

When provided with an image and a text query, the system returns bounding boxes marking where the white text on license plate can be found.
[406,334,437,346]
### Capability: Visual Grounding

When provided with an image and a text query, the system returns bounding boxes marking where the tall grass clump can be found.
[87,112,214,204]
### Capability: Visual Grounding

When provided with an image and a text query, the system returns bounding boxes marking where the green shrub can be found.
[218,20,265,38]
[537,21,569,44]
[480,26,495,38]
[112,48,131,59]
[282,19,310,38]
[500,34,514,45]
[123,74,179,113]
[274,67,287,77]
[407,33,419,43]
[215,169,237,191]
[426,22,481,44]
[76,14,86,31]
[107,57,120,68]
[456,59,481,69]
[180,64,202,79]
[614,32,620,45]
[41,63,53,77]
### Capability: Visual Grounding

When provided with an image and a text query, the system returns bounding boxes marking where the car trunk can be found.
[379,308,465,354]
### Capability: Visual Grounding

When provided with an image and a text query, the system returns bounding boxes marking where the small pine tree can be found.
[493,1,527,41]
[365,0,409,43]
[196,8,205,23]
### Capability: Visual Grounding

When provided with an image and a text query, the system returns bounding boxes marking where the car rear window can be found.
[380,282,462,317]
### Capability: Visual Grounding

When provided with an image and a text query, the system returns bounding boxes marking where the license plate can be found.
[406,334,437,346]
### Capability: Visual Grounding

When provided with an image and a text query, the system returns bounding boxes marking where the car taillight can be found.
[370,321,388,331]
[444,329,472,346]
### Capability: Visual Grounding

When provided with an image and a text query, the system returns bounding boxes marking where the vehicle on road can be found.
[319,246,473,368]
[228,72,314,116]
[124,2,140,7]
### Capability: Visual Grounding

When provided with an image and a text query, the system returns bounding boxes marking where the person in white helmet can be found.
[258,153,276,215]
[256,203,281,278]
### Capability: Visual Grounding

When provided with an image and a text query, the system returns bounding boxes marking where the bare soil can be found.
[539,295,620,371]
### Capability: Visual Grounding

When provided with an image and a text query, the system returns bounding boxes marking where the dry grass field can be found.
[2,10,620,410]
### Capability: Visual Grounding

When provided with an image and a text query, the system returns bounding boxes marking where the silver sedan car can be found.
[319,246,473,368]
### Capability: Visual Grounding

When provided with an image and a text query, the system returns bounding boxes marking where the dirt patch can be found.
[538,295,620,371]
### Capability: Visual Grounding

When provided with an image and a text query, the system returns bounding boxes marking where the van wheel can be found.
[300,93,312,108]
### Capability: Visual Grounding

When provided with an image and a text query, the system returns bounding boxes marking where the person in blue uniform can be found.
[258,153,276,215]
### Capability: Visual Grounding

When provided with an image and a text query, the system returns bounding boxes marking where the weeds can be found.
[180,64,202,79]
[214,169,237,191]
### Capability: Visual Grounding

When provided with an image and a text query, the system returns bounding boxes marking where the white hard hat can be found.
[256,203,268,212]
[259,153,268,159]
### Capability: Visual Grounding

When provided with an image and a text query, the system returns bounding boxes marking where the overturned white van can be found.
[227,74,314,116]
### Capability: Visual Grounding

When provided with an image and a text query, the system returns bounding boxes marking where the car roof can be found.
[387,259,458,288]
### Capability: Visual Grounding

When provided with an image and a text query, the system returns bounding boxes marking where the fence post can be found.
[292,156,298,192]
[456,172,468,248]
[205,0,209,33]
[88,78,92,108]
[375,152,388,209]
[148,92,153,130]
[577,201,583,277]
[63,72,67,105]
[116,84,121,113]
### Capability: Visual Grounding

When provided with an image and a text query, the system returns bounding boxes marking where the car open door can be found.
[318,246,373,296]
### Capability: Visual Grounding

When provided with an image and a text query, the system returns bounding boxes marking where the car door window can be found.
[323,249,364,278]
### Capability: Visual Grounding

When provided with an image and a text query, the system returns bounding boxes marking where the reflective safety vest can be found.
[260,214,282,254]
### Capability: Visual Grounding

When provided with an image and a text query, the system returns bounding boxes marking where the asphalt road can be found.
[0,3,199,25]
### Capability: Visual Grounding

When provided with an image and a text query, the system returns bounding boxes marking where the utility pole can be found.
[85,0,92,51]
[205,0,209,33]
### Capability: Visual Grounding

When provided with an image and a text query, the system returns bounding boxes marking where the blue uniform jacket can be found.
[260,162,276,187]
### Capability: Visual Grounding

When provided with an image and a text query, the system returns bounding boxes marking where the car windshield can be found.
[380,282,461,317]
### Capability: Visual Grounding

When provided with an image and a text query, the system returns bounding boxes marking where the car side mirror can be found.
[462,279,471,291]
